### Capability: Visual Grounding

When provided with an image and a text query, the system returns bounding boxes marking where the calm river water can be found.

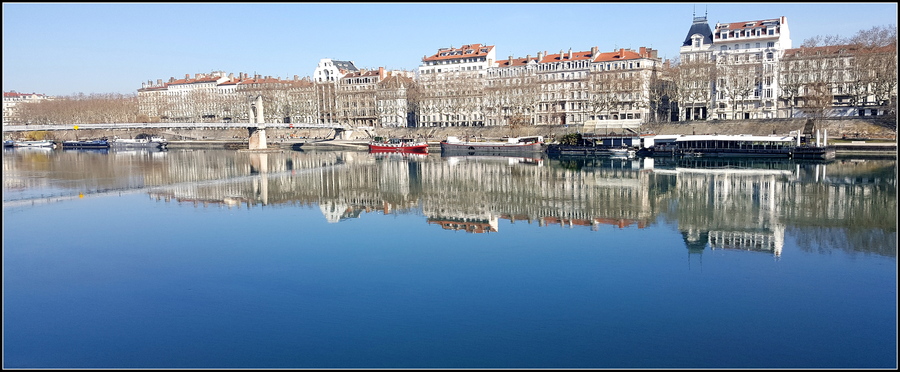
[2,147,896,369]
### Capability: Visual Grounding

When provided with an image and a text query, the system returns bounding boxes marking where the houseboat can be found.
[642,134,795,158]
[110,136,168,149]
[62,139,110,149]
[368,137,428,153]
[11,140,56,148]
[440,136,544,154]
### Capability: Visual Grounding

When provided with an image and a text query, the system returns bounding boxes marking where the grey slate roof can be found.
[683,16,714,46]
[332,60,358,72]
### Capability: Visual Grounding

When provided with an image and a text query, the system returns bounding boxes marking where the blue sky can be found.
[3,2,897,96]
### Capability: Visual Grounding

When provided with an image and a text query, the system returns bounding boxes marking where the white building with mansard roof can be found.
[680,14,792,120]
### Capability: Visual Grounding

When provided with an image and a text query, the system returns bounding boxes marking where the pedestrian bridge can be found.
[1,122,348,132]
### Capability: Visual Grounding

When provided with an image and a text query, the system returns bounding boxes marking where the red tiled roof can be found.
[167,76,223,85]
[539,50,595,63]
[495,47,650,68]
[4,91,44,97]
[593,49,644,62]
[423,43,494,62]
[784,43,895,57]
[717,18,782,31]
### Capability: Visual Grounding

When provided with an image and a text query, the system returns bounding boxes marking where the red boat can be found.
[368,138,429,153]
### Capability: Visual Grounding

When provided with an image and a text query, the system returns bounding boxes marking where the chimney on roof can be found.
[157,79,162,85]
[195,73,201,79]
[640,46,646,56]
[228,73,234,79]
[591,46,598,57]
[526,54,531,62]
[185,74,190,79]
[568,48,573,59]
[538,51,544,61]
[379,67,385,80]
[169,77,175,83]
[294,75,299,81]
[620,48,625,56]
[509,55,513,65]
[559,49,564,59]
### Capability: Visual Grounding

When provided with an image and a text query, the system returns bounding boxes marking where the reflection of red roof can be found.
[423,44,494,62]
[427,219,496,233]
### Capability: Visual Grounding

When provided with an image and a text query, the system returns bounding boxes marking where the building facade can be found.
[680,15,791,120]
[484,46,663,132]
[416,44,496,127]
[3,91,51,125]
[780,43,897,118]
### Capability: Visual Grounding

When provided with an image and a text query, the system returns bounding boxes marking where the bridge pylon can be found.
[248,95,267,149]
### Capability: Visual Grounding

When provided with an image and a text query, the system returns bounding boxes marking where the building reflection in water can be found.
[3,147,895,257]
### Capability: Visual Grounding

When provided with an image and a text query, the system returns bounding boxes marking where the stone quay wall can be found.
[8,117,895,143]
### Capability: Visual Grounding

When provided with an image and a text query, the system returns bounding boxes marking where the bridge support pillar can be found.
[248,127,267,149]
[248,95,267,149]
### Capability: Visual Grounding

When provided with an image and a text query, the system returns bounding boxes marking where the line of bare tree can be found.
[14,93,141,125]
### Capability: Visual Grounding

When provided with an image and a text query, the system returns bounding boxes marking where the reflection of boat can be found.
[62,139,110,149]
[440,136,544,154]
[368,138,428,153]
[111,147,168,156]
[110,136,168,149]
[12,140,56,148]
[370,151,428,160]
[442,154,544,167]
[63,147,110,154]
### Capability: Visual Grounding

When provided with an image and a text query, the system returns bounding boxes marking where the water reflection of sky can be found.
[2,149,897,368]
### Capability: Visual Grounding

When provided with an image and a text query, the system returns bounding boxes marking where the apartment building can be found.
[138,72,316,123]
[781,43,897,118]
[484,46,663,131]
[314,58,359,83]
[416,44,496,127]
[3,91,50,125]
[680,14,791,120]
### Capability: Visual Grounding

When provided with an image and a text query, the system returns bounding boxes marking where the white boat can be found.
[13,140,56,148]
[440,135,544,154]
[110,136,168,149]
[609,148,636,158]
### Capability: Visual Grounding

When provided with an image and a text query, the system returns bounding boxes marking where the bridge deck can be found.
[2,122,347,132]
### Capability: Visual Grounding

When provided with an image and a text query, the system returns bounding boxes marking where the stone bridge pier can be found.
[248,95,267,150]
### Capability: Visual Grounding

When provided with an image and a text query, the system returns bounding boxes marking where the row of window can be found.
[716,27,777,40]
[720,42,776,51]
